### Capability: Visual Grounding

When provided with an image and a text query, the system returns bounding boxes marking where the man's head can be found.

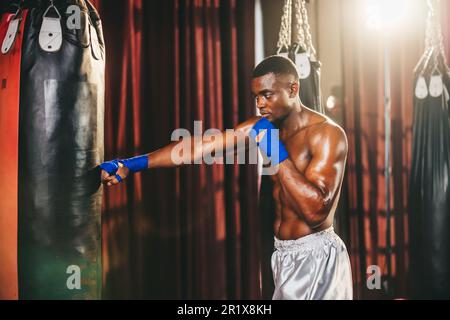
[251,55,301,122]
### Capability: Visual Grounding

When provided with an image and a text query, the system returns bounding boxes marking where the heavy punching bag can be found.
[0,3,28,300]
[409,0,450,299]
[17,0,105,299]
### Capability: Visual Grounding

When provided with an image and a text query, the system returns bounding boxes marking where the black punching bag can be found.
[290,44,323,114]
[17,0,105,299]
[409,54,450,298]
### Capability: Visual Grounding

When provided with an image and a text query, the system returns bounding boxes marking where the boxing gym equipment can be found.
[0,0,105,299]
[409,0,450,299]
[0,4,28,300]
[276,0,323,113]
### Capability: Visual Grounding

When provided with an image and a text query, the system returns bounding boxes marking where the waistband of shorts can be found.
[274,226,339,251]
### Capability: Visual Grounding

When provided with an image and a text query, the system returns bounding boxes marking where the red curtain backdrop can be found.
[92,0,258,299]
[90,0,450,300]
[258,0,450,300]
[340,0,431,299]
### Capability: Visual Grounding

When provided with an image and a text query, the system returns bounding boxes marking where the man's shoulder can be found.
[294,114,347,154]
[309,118,347,143]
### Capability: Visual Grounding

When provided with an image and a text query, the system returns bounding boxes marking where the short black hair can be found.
[252,55,299,80]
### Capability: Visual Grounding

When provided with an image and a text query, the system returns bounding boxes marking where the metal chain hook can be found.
[430,0,446,67]
[43,0,61,19]
[277,0,293,54]
[300,0,316,59]
[11,0,24,19]
[293,0,305,51]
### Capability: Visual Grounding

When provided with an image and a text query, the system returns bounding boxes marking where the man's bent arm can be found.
[277,126,348,228]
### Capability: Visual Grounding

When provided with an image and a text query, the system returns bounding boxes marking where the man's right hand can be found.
[250,117,289,165]
[100,154,149,186]
[100,160,130,186]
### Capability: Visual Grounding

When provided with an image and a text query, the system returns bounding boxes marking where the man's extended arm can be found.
[101,117,260,186]
[146,117,259,168]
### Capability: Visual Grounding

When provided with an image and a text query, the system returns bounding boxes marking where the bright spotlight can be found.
[365,0,407,30]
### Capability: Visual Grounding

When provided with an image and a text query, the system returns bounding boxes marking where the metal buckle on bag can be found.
[39,1,63,52]
[276,45,290,61]
[429,67,444,98]
[295,52,311,79]
[292,43,311,80]
[415,76,428,99]
[1,7,23,55]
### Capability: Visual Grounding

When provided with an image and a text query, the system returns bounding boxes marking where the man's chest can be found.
[284,132,312,174]
[268,133,312,185]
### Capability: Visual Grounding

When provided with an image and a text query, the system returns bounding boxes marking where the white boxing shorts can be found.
[271,226,353,300]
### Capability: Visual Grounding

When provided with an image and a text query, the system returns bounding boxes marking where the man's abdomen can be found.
[273,180,335,240]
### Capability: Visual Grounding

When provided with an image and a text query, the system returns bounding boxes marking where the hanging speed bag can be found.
[17,0,105,299]
[0,8,28,301]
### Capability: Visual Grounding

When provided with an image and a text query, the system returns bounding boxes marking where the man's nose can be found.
[256,97,265,109]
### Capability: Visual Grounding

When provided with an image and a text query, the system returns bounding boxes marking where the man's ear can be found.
[290,82,299,98]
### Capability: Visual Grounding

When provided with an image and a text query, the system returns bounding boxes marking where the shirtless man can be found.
[100,55,353,300]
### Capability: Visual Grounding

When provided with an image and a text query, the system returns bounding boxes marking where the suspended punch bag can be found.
[18,0,105,299]
[409,0,450,299]
[0,2,28,300]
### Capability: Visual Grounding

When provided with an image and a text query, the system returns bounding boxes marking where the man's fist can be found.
[100,160,130,186]
[100,155,148,187]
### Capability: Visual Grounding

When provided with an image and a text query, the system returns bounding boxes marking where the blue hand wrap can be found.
[118,155,149,173]
[100,159,121,175]
[249,118,289,165]
[100,155,148,177]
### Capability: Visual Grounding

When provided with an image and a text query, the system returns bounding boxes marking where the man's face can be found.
[251,73,297,122]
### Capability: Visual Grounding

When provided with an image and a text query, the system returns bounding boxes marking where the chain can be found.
[293,0,305,50]
[300,0,316,59]
[277,0,317,59]
[277,0,292,54]
[426,0,446,68]
[435,2,446,65]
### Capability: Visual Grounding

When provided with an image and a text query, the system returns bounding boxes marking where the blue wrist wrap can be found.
[249,118,289,165]
[118,155,149,173]
[100,155,148,176]
[100,159,120,175]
